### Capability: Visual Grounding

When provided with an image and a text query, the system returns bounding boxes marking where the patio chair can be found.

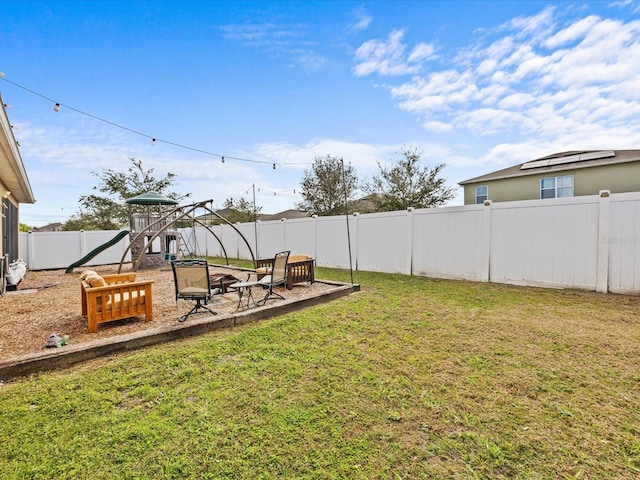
[257,250,290,305]
[171,259,217,322]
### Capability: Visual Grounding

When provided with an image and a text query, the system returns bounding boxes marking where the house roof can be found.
[0,94,35,204]
[257,209,309,221]
[126,190,178,205]
[458,150,640,185]
[34,222,63,231]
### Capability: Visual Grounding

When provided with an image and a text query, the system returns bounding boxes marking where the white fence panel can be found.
[315,216,353,269]
[257,221,285,259]
[233,223,258,260]
[25,231,81,270]
[282,218,316,259]
[204,225,226,258]
[356,210,410,274]
[412,205,488,281]
[490,197,599,289]
[82,231,131,267]
[608,192,640,293]
[219,224,242,260]
[22,230,129,270]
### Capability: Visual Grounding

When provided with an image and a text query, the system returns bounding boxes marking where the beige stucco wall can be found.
[463,161,640,204]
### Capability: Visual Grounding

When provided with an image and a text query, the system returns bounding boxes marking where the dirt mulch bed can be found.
[0,264,339,363]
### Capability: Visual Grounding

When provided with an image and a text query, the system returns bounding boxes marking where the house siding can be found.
[463,161,640,204]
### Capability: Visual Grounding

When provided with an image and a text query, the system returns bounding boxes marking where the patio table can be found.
[229,280,260,310]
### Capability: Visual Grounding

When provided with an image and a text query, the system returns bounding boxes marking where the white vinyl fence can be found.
[19,190,640,294]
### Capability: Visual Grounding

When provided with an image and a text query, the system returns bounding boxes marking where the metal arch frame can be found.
[118,199,256,273]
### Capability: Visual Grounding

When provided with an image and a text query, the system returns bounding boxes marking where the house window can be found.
[475,185,488,204]
[540,175,573,199]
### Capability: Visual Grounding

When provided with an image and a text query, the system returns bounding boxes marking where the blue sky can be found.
[2,0,640,226]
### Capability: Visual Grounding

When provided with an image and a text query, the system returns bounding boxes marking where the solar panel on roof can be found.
[520,150,615,170]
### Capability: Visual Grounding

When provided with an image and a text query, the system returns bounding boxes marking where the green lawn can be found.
[1,266,639,479]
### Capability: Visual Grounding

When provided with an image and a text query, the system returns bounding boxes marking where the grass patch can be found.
[1,266,639,478]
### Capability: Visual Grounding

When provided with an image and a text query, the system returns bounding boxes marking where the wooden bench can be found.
[80,272,154,333]
[255,254,315,290]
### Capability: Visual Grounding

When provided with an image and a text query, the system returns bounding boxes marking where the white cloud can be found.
[408,43,437,63]
[544,15,601,48]
[248,138,396,173]
[220,21,326,73]
[497,92,535,110]
[358,6,640,168]
[423,121,453,132]
[351,8,372,31]
[353,30,435,76]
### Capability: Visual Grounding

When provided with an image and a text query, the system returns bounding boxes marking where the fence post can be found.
[312,215,318,262]
[406,207,414,276]
[79,230,87,258]
[596,190,611,293]
[352,212,359,271]
[281,218,287,251]
[27,230,35,270]
[482,200,492,282]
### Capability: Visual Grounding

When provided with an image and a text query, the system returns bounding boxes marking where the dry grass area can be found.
[0,264,334,360]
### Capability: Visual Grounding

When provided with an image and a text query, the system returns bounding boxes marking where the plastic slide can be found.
[65,230,130,273]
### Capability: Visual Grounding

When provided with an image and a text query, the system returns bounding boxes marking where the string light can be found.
[241,184,299,200]
[151,138,156,146]
[0,73,313,168]
[221,156,225,163]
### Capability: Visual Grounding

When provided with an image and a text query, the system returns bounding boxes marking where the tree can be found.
[216,197,262,224]
[63,157,189,231]
[363,146,455,212]
[296,155,358,216]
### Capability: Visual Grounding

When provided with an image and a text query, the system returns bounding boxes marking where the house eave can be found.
[459,151,640,186]
[0,94,35,204]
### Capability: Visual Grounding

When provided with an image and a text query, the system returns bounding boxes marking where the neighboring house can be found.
[257,209,309,221]
[458,150,640,205]
[1,95,35,263]
[35,222,63,232]
[194,209,309,225]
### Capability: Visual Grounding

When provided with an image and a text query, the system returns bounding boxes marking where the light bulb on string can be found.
[53,103,60,112]
[221,156,225,163]
[151,138,157,146]
[272,163,276,170]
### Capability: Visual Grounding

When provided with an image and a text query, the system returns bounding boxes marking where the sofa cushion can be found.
[289,254,311,263]
[85,274,107,288]
[80,270,98,281]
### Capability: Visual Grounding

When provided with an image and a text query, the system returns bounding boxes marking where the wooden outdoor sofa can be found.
[80,270,154,333]
[255,254,315,290]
